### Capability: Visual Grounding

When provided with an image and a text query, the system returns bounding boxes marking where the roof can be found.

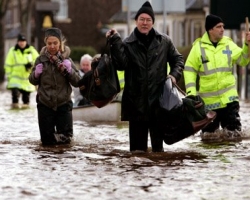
[110,0,209,23]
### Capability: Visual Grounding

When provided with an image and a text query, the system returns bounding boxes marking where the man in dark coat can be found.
[106,1,184,152]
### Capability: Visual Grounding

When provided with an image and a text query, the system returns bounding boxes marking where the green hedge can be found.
[70,46,97,63]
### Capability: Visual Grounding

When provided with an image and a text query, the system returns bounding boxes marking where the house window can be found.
[51,0,68,20]
[4,5,20,28]
[5,10,12,26]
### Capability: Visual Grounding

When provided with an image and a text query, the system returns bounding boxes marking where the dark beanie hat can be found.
[17,34,26,41]
[135,1,155,23]
[205,14,223,32]
[45,27,62,41]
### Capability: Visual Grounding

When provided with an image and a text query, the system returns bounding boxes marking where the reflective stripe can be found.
[200,42,208,72]
[119,78,124,83]
[242,53,249,59]
[199,42,232,76]
[205,102,221,110]
[228,95,239,101]
[226,45,232,72]
[119,78,124,85]
[9,64,25,67]
[199,84,236,98]
[205,95,238,110]
[10,75,29,81]
[184,66,197,72]
[186,82,196,88]
[199,67,232,76]
[117,71,125,89]
[236,52,248,65]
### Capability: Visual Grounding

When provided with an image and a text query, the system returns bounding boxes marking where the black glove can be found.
[78,70,93,98]
[25,63,32,71]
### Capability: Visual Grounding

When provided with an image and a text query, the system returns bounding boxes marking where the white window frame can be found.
[51,0,68,20]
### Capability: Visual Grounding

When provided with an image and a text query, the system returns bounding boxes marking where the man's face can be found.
[209,22,224,42]
[136,13,153,35]
[17,40,27,49]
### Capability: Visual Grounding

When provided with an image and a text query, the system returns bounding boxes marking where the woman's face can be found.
[46,36,61,55]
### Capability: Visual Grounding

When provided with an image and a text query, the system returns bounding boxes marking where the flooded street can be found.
[1,87,250,200]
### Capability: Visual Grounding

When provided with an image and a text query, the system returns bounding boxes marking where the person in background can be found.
[184,14,250,140]
[105,1,184,152]
[114,70,125,101]
[117,71,125,90]
[73,54,92,107]
[4,34,39,109]
[29,27,80,145]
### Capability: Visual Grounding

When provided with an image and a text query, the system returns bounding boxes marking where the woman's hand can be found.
[62,59,72,74]
[35,63,43,78]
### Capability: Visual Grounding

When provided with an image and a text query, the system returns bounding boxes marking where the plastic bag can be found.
[159,95,216,145]
[158,78,217,145]
[159,77,182,111]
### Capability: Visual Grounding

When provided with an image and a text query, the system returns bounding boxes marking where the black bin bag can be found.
[158,78,216,145]
[78,43,120,108]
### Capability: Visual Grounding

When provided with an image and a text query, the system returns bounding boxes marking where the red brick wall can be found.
[55,0,121,53]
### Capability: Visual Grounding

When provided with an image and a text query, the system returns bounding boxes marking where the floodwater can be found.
[1,87,250,200]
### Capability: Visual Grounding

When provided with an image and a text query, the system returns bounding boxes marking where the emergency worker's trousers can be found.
[202,101,241,133]
[11,88,30,104]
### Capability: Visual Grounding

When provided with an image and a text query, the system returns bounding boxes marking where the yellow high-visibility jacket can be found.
[117,71,124,90]
[184,32,250,110]
[4,45,39,92]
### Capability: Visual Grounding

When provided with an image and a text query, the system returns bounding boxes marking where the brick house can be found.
[4,0,121,56]
[53,0,121,53]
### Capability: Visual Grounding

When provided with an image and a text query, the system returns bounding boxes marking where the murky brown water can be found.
[1,86,250,200]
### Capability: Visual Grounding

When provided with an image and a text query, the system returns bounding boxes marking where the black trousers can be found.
[129,120,164,152]
[202,101,241,133]
[11,88,30,104]
[37,100,73,145]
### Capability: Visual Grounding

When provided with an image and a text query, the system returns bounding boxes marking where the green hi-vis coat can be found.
[184,32,250,110]
[117,71,125,90]
[4,45,39,92]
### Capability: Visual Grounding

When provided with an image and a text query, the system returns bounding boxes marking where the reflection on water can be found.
[1,90,250,200]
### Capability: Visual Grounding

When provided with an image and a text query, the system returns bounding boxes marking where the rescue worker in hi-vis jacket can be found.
[184,14,250,139]
[4,34,39,109]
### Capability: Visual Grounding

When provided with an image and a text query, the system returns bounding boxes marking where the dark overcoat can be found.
[109,28,184,121]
